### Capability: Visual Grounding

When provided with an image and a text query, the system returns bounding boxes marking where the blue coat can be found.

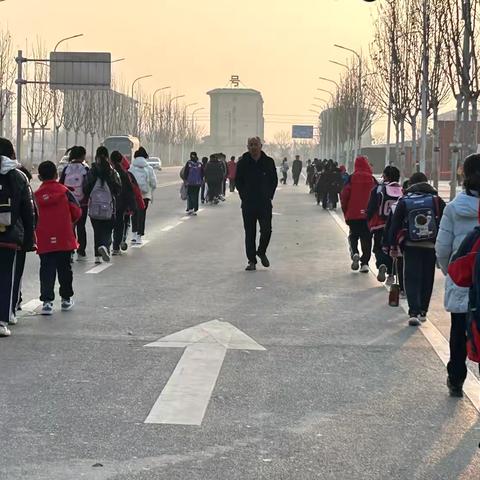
[435,191,480,313]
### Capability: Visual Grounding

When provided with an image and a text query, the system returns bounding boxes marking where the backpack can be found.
[134,168,149,195]
[0,173,15,233]
[186,161,202,186]
[63,163,87,203]
[88,178,114,220]
[403,193,439,242]
[377,183,403,221]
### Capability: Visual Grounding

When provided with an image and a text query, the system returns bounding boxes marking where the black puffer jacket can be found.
[204,159,225,184]
[0,156,36,250]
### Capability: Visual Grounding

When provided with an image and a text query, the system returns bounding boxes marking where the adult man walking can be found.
[292,155,303,186]
[236,137,278,271]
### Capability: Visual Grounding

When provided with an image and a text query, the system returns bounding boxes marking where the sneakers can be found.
[98,246,110,262]
[447,377,463,398]
[245,262,256,271]
[257,253,270,268]
[400,290,407,299]
[386,275,395,287]
[9,312,18,325]
[192,211,198,216]
[131,234,138,245]
[377,264,387,282]
[41,302,54,316]
[408,315,421,327]
[418,312,427,323]
[360,264,370,273]
[120,241,128,251]
[0,322,11,337]
[351,253,360,271]
[95,256,102,265]
[112,249,121,256]
[61,298,74,311]
[136,236,144,246]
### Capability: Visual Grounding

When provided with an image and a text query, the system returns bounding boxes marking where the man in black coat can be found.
[292,155,303,186]
[235,137,278,271]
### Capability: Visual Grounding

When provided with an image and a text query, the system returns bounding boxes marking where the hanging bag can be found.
[389,259,400,307]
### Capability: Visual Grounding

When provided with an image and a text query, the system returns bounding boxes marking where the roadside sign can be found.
[49,52,111,90]
[292,125,314,139]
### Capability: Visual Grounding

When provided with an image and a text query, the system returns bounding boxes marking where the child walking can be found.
[34,161,82,315]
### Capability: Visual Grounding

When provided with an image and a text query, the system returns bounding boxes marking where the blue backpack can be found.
[186,161,203,186]
[403,193,439,242]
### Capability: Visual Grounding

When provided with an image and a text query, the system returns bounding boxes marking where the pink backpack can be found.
[64,163,87,204]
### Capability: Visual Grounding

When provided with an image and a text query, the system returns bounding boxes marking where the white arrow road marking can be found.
[144,320,266,425]
[21,299,42,312]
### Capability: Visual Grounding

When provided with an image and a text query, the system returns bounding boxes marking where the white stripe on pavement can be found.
[328,209,480,413]
[86,263,113,274]
[130,240,150,249]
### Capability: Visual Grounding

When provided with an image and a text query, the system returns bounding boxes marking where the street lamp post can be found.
[167,94,186,165]
[319,77,342,166]
[52,34,84,160]
[419,0,429,173]
[318,87,338,163]
[131,74,153,139]
[181,103,198,163]
[191,107,205,151]
[151,86,171,155]
[309,109,322,158]
[334,44,362,163]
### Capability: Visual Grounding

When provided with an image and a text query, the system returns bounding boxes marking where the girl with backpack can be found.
[436,154,480,397]
[84,147,121,264]
[129,147,157,245]
[60,146,89,261]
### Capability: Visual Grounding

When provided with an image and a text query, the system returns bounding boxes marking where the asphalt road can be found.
[1,170,479,479]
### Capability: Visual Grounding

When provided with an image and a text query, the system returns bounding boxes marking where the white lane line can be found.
[22,299,42,312]
[161,226,174,232]
[328,209,480,413]
[157,181,181,188]
[181,216,191,220]
[86,263,113,274]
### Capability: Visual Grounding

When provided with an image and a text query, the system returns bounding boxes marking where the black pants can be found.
[322,193,329,210]
[187,185,201,212]
[123,214,131,242]
[229,179,236,192]
[372,229,393,274]
[113,211,127,250]
[403,246,436,317]
[132,198,150,236]
[293,173,300,185]
[0,249,16,324]
[447,312,468,388]
[201,182,206,202]
[39,251,74,302]
[242,206,272,264]
[222,179,227,195]
[76,206,88,255]
[12,250,26,314]
[281,172,287,184]
[90,218,114,256]
[346,219,372,266]
[207,182,221,202]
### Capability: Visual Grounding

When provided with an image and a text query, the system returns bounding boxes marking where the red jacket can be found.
[34,180,82,254]
[340,156,376,221]
[227,160,237,180]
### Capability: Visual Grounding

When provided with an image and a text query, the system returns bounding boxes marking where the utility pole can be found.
[419,0,429,173]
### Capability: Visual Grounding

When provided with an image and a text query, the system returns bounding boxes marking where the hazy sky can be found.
[2,0,379,140]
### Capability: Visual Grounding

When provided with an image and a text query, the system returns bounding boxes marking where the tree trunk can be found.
[394,121,400,167]
[432,105,440,190]
[90,133,95,163]
[65,130,70,149]
[450,96,464,201]
[470,97,478,155]
[30,125,36,168]
[411,115,418,173]
[40,127,45,162]
[400,118,406,180]
[74,129,79,145]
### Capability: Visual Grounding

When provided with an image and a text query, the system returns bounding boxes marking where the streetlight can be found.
[131,74,152,138]
[319,77,342,165]
[167,95,186,165]
[54,34,84,52]
[309,109,323,158]
[151,87,171,155]
[334,44,362,163]
[318,88,337,162]
[312,103,331,159]
[191,107,205,151]
[180,103,198,162]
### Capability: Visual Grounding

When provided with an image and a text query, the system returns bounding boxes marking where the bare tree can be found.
[0,28,15,138]
[272,130,292,158]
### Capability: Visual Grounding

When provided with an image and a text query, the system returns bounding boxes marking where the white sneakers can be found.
[409,316,421,327]
[360,264,370,273]
[0,322,11,337]
[41,302,54,316]
[351,254,360,271]
[61,298,74,311]
[9,312,18,325]
[377,264,387,282]
[98,246,110,262]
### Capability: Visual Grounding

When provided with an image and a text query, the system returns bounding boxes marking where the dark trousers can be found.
[123,214,131,242]
[201,182,206,202]
[187,185,201,212]
[346,219,372,266]
[0,249,16,324]
[222,179,227,195]
[372,229,393,274]
[229,179,236,192]
[113,211,126,250]
[12,250,26,313]
[293,173,300,185]
[90,218,114,256]
[281,172,287,184]
[242,206,272,263]
[132,198,150,236]
[76,206,88,255]
[207,182,221,201]
[39,251,74,302]
[447,312,468,388]
[403,246,436,316]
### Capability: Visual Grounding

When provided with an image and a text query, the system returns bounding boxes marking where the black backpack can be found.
[0,172,16,234]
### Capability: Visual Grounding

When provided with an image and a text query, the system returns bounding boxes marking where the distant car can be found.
[57,155,69,175]
[147,157,162,171]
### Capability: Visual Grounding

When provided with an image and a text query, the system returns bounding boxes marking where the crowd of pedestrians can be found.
[0,137,157,337]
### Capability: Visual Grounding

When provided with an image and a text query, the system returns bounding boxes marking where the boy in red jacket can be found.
[35,161,82,315]
[340,156,376,273]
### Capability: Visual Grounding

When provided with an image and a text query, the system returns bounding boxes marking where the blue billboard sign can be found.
[292,125,314,139]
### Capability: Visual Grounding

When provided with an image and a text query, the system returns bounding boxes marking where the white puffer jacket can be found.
[129,157,157,200]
